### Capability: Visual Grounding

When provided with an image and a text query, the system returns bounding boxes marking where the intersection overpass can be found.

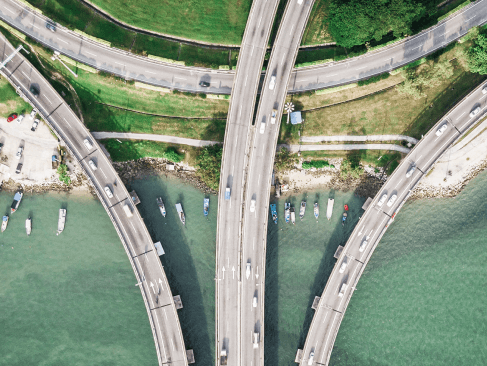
[0,33,189,366]
[0,0,486,94]
[297,81,487,366]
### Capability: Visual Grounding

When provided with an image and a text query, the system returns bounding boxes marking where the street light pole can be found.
[285,102,294,124]
[0,45,29,71]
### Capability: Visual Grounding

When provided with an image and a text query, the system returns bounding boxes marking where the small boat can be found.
[284,202,290,224]
[203,198,210,217]
[314,202,319,220]
[299,201,306,220]
[175,203,185,225]
[270,204,278,224]
[57,209,66,235]
[290,207,296,225]
[342,212,348,226]
[344,204,349,211]
[156,197,166,217]
[26,217,32,236]
[11,191,23,213]
[326,198,334,220]
[1,215,8,232]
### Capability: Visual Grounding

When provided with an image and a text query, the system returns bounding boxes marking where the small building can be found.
[129,190,141,205]
[290,111,303,125]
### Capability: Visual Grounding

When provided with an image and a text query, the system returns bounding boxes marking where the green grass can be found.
[0,77,32,117]
[102,139,170,161]
[301,0,334,45]
[179,44,229,68]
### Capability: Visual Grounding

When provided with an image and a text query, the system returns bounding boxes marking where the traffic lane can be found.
[451,96,487,133]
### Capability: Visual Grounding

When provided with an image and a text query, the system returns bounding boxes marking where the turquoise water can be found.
[2,170,487,366]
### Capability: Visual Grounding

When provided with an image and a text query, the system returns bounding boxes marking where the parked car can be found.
[104,186,113,198]
[16,114,24,124]
[31,118,39,131]
[88,159,97,171]
[469,106,481,118]
[7,114,18,122]
[83,138,93,150]
[30,109,37,119]
[15,163,23,174]
[377,193,387,207]
[269,75,276,90]
[16,146,23,159]
[29,85,39,97]
[387,194,397,207]
[436,122,448,136]
[271,109,277,124]
[199,80,210,87]
[406,164,416,178]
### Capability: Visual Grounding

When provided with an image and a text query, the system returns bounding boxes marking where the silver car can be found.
[88,159,97,171]
[269,75,276,90]
[359,239,368,252]
[469,106,481,118]
[250,199,256,212]
[260,120,266,134]
[16,146,23,159]
[435,123,448,136]
[406,165,416,178]
[387,194,397,207]
[16,114,24,124]
[339,259,348,273]
[377,193,387,207]
[104,186,113,198]
[83,138,93,150]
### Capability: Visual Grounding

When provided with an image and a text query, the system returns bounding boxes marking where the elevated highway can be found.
[1,0,486,94]
[214,0,280,365]
[0,33,189,366]
[297,81,487,366]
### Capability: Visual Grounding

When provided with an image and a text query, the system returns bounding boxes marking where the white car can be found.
[436,123,448,136]
[253,332,260,349]
[482,84,487,94]
[253,295,257,308]
[338,283,348,297]
[406,165,416,178]
[377,193,387,207]
[16,114,24,124]
[298,0,303,4]
[271,109,277,124]
[469,106,481,118]
[31,118,39,131]
[250,198,256,212]
[359,239,368,252]
[88,159,97,171]
[104,186,113,198]
[83,138,93,150]
[387,194,397,207]
[269,75,276,90]
[308,351,315,365]
[16,146,23,159]
[339,258,348,273]
[30,109,36,119]
[246,262,251,279]
[259,120,266,134]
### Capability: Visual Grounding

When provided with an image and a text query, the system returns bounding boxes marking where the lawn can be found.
[0,77,32,118]
[301,0,334,45]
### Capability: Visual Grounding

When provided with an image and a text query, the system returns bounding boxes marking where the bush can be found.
[199,93,207,99]
[467,33,487,75]
[357,72,390,86]
[163,148,184,163]
[57,164,71,185]
[340,158,364,179]
[195,145,223,190]
[275,147,294,171]
[302,160,330,169]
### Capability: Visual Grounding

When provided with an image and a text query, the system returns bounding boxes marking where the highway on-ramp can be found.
[1,0,486,94]
[214,0,280,365]
[297,81,487,366]
[0,33,189,366]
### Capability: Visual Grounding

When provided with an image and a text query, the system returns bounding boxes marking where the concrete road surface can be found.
[0,33,189,366]
[298,81,487,366]
[1,0,486,94]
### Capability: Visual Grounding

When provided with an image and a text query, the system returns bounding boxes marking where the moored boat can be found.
[284,202,290,224]
[299,201,306,220]
[326,198,334,220]
[11,191,23,213]
[26,217,32,236]
[290,207,296,225]
[203,198,210,217]
[175,203,185,225]
[156,197,166,217]
[57,209,66,235]
[342,212,347,226]
[1,215,8,232]
[314,202,319,220]
[270,204,278,224]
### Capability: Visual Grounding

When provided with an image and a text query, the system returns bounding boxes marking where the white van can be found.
[123,201,133,217]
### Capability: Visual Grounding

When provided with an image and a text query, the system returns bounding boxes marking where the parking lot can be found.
[0,111,59,182]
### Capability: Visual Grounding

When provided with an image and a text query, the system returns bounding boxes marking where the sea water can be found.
[1,170,486,365]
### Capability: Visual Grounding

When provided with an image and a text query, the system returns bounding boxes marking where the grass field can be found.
[0,77,32,118]
[301,0,334,45]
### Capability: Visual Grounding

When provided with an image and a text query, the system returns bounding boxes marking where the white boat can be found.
[57,209,66,235]
[314,203,319,219]
[11,191,23,213]
[290,207,296,225]
[299,201,306,220]
[284,202,290,224]
[1,215,8,232]
[326,198,334,220]
[175,203,185,225]
[156,197,166,217]
[26,217,32,236]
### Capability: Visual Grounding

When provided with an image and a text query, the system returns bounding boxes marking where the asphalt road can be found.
[0,33,189,366]
[1,0,486,94]
[214,0,281,365]
[298,81,487,366]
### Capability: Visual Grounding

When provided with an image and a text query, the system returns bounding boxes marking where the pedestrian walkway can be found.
[280,143,410,153]
[91,132,220,147]
[301,134,418,144]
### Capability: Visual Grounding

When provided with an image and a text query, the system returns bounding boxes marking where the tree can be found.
[467,34,487,75]
[195,145,223,190]
[340,158,364,179]
[328,0,431,48]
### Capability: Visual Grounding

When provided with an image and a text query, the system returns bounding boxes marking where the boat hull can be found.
[26,218,32,236]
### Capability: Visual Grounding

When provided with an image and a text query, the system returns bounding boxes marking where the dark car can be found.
[45,22,56,32]
[15,163,23,174]
[29,85,39,97]
[7,114,18,122]
[199,80,210,87]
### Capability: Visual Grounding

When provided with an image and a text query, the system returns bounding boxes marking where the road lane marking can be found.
[21,71,30,79]
[56,37,68,44]
[164,308,168,320]
[281,54,286,66]
[393,178,403,190]
[456,112,466,120]
[44,95,52,104]
[289,24,294,35]
[174,76,186,80]
[258,16,262,28]
[356,65,367,70]
[130,221,137,233]
[114,61,124,65]
[324,73,337,77]
[245,75,248,86]
[6,7,15,13]
[84,51,97,57]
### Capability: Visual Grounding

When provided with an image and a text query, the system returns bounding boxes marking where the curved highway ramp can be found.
[0,33,190,366]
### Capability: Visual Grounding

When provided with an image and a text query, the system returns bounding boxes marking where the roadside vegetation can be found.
[0,77,32,117]
[102,139,184,162]
[195,145,223,190]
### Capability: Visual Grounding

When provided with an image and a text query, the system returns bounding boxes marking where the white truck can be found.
[220,348,228,365]
[123,201,133,217]
[338,282,348,297]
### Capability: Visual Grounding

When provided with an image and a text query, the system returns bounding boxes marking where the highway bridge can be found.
[0,33,190,366]
[297,81,487,366]
[0,0,486,94]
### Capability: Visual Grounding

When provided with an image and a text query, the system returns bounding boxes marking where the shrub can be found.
[340,158,364,179]
[195,145,223,190]
[163,148,184,163]
[57,164,71,185]
[302,160,330,169]
[357,72,390,86]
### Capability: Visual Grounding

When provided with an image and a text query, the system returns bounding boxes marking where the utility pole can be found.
[0,45,29,70]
